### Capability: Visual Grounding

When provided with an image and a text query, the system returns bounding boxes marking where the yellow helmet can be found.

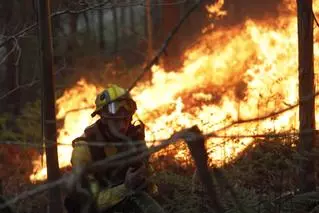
[91,84,136,117]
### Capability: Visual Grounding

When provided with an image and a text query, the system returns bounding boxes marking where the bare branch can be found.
[0,0,189,50]
[13,37,21,67]
[0,39,17,66]
[0,23,37,50]
[97,0,188,9]
[0,78,37,101]
[53,0,112,16]
[0,61,67,101]
[128,0,202,91]
[0,0,112,50]
[0,130,301,150]
[313,10,319,28]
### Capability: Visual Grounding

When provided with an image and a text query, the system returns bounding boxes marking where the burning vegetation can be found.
[2,0,319,212]
[29,0,319,182]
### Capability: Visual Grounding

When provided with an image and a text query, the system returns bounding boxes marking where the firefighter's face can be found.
[100,108,132,134]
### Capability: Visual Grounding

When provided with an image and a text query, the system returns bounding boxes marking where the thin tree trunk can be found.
[146,0,153,60]
[296,0,316,193]
[112,1,119,53]
[21,0,28,24]
[66,14,77,65]
[120,3,126,38]
[144,4,147,39]
[70,14,77,39]
[129,0,135,34]
[145,0,153,82]
[98,0,105,49]
[37,0,63,213]
[83,11,90,34]
[161,0,180,70]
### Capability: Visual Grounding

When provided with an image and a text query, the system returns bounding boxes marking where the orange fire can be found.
[30,0,319,181]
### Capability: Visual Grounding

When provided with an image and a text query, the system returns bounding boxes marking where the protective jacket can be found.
[65,119,158,212]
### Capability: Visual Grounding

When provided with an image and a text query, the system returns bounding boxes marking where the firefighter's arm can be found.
[94,163,159,210]
[71,140,92,166]
[71,141,129,210]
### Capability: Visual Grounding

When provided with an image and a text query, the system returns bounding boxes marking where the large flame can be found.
[30,0,319,181]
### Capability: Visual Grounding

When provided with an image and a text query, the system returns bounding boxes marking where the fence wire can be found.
[1,3,319,213]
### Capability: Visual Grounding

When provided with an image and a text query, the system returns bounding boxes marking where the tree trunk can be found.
[83,11,90,34]
[152,0,161,34]
[98,0,105,50]
[120,4,126,38]
[146,0,153,61]
[145,0,153,82]
[70,13,77,39]
[112,1,119,53]
[129,0,135,34]
[37,0,63,213]
[66,14,78,65]
[296,0,316,193]
[161,0,181,70]
[20,0,29,24]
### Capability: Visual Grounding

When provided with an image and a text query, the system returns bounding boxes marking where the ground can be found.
[1,135,318,213]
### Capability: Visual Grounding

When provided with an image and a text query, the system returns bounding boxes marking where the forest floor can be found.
[1,134,318,213]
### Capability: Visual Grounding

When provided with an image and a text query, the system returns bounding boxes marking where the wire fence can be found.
[1,1,319,213]
[0,127,204,210]
[0,110,315,213]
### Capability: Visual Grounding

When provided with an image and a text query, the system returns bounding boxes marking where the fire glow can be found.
[30,0,319,181]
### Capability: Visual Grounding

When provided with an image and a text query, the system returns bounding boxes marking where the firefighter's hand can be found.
[124,166,147,191]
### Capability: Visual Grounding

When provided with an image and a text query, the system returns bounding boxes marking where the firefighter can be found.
[64,84,164,213]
